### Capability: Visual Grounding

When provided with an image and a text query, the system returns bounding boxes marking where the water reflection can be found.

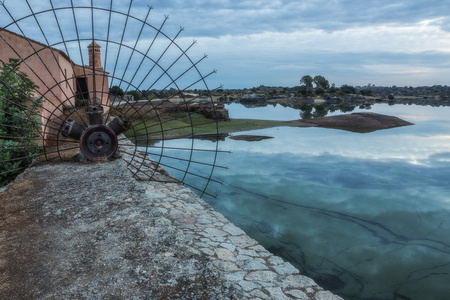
[150,104,450,300]
[225,102,375,121]
[210,150,450,299]
[296,103,374,119]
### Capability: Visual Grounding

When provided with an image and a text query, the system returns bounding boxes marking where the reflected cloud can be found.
[204,104,450,298]
[426,151,450,165]
[151,103,450,299]
[211,145,450,298]
[226,126,450,168]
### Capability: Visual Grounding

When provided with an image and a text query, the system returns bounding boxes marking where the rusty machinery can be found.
[0,0,228,197]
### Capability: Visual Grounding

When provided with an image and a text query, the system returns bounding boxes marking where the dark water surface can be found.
[145,103,450,299]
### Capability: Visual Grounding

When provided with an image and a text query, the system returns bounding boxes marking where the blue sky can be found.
[2,0,450,89]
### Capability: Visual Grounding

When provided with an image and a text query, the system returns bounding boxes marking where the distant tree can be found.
[140,89,151,98]
[148,89,159,97]
[360,89,372,96]
[158,90,170,99]
[168,87,178,95]
[315,88,325,95]
[127,90,142,100]
[313,75,330,90]
[300,75,314,92]
[109,85,124,96]
[329,83,337,93]
[340,84,356,94]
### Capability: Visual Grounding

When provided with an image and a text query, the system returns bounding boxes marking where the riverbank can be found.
[125,110,413,144]
[125,113,311,145]
[0,152,342,299]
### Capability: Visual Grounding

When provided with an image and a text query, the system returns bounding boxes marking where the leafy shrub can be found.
[0,58,42,186]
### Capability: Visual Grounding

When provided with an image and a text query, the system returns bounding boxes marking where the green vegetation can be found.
[340,84,357,94]
[0,58,42,187]
[124,112,216,141]
[127,90,142,100]
[109,85,124,97]
[313,75,330,90]
[299,74,357,97]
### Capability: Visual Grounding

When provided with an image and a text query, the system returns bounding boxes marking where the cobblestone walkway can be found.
[0,157,342,299]
[144,181,342,300]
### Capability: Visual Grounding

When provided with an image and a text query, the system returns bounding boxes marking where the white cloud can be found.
[191,18,450,54]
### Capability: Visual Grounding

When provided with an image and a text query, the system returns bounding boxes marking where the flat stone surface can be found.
[229,135,274,141]
[299,112,413,132]
[0,155,343,299]
[0,160,234,299]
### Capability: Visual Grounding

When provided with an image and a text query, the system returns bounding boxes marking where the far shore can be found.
[210,112,412,136]
[128,112,413,145]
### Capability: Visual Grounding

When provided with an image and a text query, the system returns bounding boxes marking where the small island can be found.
[229,135,274,141]
[297,112,414,133]
[221,112,413,141]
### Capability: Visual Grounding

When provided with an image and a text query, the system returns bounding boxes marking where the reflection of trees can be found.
[298,103,372,119]
[240,102,267,108]
[299,104,313,119]
[339,104,356,113]
[359,103,373,110]
[313,105,328,118]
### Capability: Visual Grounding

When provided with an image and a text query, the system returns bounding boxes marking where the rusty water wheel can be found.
[0,0,228,197]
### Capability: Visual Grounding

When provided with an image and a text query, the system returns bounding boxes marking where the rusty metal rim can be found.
[79,125,118,161]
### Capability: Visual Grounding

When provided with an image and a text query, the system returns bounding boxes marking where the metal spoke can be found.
[0,0,227,197]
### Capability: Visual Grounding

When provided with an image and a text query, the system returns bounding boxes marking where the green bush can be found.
[0,58,42,187]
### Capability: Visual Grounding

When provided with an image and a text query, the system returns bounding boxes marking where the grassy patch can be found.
[218,119,306,133]
[125,112,216,141]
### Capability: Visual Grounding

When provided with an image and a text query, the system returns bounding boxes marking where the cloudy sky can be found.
[150,0,450,89]
[3,0,450,89]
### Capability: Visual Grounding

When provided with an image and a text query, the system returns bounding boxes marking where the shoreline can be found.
[128,112,413,144]
[0,149,342,299]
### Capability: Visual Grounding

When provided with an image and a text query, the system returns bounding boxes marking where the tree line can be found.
[299,75,372,96]
[109,86,193,101]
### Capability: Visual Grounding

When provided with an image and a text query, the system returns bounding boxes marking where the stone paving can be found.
[0,153,342,299]
[143,180,342,300]
[117,141,343,299]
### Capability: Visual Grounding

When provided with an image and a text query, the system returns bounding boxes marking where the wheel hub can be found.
[79,125,118,160]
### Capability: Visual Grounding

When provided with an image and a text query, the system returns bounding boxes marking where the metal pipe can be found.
[60,119,86,140]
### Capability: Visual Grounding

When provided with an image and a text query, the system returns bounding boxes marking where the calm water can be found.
[145,103,450,300]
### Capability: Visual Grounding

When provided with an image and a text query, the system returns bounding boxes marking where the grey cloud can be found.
[3,0,448,89]
[145,0,450,37]
[11,0,450,38]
